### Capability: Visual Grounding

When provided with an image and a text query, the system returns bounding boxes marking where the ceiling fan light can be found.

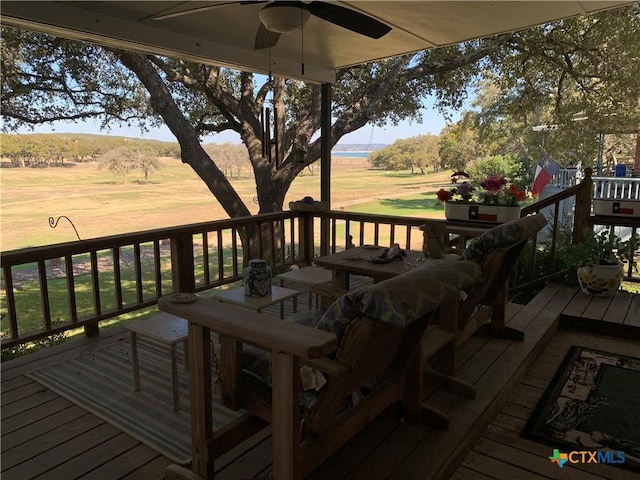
[259,5,310,34]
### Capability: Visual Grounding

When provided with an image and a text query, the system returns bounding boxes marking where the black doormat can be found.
[522,346,640,472]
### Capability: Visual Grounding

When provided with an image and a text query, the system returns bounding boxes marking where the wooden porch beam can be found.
[320,82,332,256]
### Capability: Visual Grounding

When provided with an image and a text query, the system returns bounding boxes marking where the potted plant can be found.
[436,175,527,223]
[559,228,638,296]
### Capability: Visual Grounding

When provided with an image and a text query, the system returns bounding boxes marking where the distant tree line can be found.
[0,133,253,183]
[0,133,180,168]
[369,78,638,188]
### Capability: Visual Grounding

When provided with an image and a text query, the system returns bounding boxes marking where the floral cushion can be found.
[462,214,547,263]
[316,259,481,338]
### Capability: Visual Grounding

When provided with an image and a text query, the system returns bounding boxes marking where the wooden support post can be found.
[573,167,593,243]
[170,233,196,293]
[218,334,243,410]
[301,213,315,265]
[189,323,214,479]
[320,83,332,256]
[271,351,301,480]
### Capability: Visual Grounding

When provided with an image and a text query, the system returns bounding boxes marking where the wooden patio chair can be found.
[422,214,548,339]
[407,214,548,427]
[158,259,481,480]
[456,213,548,341]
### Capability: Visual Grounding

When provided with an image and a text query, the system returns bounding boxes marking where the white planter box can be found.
[592,199,640,217]
[445,203,521,223]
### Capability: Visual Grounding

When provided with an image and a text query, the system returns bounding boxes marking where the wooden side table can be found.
[126,312,188,411]
[210,285,300,318]
[276,266,332,309]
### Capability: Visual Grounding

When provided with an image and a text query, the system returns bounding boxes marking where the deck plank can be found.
[450,465,496,480]
[526,282,564,309]
[581,294,614,320]
[625,293,640,326]
[461,450,550,480]
[39,432,140,479]
[603,290,634,324]
[2,423,121,480]
[2,413,102,471]
[120,456,175,480]
[545,285,580,315]
[2,396,75,436]
[80,443,168,480]
[1,378,49,405]
[562,289,593,317]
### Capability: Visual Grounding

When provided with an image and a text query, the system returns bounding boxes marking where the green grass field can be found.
[1,157,450,251]
[347,191,444,217]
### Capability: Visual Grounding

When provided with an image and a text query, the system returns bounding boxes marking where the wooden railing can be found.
[519,169,593,286]
[2,168,638,350]
[1,212,311,349]
[521,167,639,285]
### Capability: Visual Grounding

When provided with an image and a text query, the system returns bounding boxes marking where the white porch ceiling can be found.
[0,1,632,83]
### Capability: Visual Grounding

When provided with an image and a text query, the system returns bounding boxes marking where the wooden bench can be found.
[126,312,188,411]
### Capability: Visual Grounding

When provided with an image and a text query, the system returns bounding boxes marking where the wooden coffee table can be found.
[313,247,459,290]
[313,246,415,289]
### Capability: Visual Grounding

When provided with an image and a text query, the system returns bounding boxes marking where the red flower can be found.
[509,184,527,201]
[480,175,508,193]
[436,189,453,202]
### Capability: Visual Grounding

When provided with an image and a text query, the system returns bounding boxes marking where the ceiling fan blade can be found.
[151,1,266,21]
[149,2,236,21]
[255,22,281,49]
[306,1,391,39]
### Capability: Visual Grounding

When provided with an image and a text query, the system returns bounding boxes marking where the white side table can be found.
[126,312,188,411]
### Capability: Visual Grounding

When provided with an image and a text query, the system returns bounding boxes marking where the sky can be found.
[18,96,458,148]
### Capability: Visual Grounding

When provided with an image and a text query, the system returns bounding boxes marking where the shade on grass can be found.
[345,192,445,217]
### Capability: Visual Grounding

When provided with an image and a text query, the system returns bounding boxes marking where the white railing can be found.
[550,168,583,189]
[593,176,640,200]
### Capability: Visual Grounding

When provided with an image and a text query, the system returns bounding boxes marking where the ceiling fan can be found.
[151,1,391,49]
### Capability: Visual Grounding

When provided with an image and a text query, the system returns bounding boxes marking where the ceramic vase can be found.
[243,259,272,297]
[576,263,623,297]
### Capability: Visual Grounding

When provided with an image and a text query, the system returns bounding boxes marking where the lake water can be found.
[331,151,371,158]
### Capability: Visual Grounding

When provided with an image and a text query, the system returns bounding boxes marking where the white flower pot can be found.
[577,264,624,297]
[445,203,521,223]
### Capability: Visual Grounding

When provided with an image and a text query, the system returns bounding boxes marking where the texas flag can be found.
[532,158,562,196]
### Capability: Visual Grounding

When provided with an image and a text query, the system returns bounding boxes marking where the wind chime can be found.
[260,70,280,168]
[260,7,307,168]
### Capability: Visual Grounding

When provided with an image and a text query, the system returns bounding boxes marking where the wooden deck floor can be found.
[2,284,639,479]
